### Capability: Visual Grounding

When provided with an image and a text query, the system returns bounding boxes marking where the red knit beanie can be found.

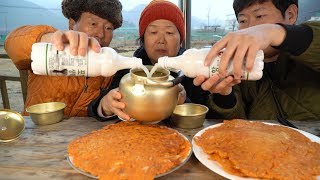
[139,0,185,42]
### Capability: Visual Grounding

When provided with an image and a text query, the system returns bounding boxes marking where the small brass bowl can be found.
[26,102,66,125]
[171,103,208,129]
[0,109,25,142]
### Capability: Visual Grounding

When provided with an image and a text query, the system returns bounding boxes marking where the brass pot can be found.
[119,66,180,123]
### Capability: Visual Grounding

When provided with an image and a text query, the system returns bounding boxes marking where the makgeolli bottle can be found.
[31,42,143,77]
[157,48,264,80]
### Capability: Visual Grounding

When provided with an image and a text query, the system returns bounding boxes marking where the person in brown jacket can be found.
[4,0,123,117]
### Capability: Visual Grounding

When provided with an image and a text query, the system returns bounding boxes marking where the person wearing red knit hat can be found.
[135,0,185,65]
[88,0,215,121]
[139,0,185,43]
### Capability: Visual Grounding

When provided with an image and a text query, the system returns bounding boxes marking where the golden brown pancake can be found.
[68,121,191,180]
[194,119,320,180]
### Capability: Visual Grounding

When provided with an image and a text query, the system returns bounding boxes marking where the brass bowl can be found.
[0,109,25,142]
[171,103,208,129]
[26,102,66,125]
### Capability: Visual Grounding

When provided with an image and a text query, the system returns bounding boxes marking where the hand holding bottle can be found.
[31,42,143,77]
[157,47,263,95]
[157,48,264,80]
[204,24,286,79]
[193,24,286,95]
[193,74,241,95]
[40,30,101,56]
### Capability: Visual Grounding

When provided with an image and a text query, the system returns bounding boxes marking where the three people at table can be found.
[5,0,320,121]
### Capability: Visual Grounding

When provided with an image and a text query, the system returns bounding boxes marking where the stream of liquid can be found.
[148,64,159,78]
[139,64,160,78]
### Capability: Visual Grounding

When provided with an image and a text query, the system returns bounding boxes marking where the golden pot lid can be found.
[0,109,25,142]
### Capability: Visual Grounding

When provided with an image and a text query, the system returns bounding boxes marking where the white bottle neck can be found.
[100,47,142,71]
[115,55,142,71]
[158,56,184,70]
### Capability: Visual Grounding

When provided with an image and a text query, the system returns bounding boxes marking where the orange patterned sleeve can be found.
[4,25,56,70]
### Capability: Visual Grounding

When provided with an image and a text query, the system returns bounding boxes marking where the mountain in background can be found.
[122,4,209,29]
[0,0,67,33]
[1,0,319,34]
[0,1,209,33]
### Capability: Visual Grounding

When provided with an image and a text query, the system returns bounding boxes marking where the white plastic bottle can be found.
[31,42,143,77]
[157,48,264,80]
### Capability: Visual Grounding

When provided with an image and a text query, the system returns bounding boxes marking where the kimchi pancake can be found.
[68,121,191,179]
[193,119,320,180]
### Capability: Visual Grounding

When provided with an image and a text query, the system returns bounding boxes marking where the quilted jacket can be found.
[4,25,113,117]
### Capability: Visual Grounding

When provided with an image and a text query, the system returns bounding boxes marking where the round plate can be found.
[192,122,320,180]
[67,131,192,178]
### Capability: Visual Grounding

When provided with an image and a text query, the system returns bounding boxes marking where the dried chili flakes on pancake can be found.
[68,121,191,180]
[194,119,320,180]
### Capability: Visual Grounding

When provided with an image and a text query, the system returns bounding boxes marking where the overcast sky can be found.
[121,0,234,19]
[26,0,235,21]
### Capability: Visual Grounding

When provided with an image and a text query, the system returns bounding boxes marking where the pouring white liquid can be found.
[156,48,265,80]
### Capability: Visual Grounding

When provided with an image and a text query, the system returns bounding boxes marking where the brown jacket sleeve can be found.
[4,25,56,70]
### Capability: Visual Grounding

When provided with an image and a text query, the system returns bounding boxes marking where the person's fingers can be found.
[201,74,221,91]
[204,36,228,66]
[100,89,122,115]
[177,84,186,104]
[177,83,184,92]
[111,88,122,100]
[64,31,79,56]
[88,37,101,53]
[218,37,239,77]
[52,31,64,51]
[111,106,130,121]
[109,89,130,120]
[232,45,248,79]
[208,76,234,95]
[193,76,206,86]
[110,100,126,110]
[77,32,89,56]
[245,45,260,72]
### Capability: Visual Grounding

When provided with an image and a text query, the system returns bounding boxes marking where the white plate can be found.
[67,131,192,179]
[192,122,320,180]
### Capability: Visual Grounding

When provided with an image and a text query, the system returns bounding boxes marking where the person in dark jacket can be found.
[88,0,213,121]
[194,0,320,123]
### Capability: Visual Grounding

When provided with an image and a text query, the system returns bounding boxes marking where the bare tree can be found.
[207,7,211,29]
[230,19,238,32]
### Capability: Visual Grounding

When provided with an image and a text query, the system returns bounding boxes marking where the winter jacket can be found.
[208,21,320,121]
[4,25,113,117]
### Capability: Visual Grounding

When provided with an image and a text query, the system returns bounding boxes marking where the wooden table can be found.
[0,117,319,179]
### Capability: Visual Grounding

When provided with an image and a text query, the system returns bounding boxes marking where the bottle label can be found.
[209,52,222,77]
[46,46,88,76]
[208,50,263,80]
